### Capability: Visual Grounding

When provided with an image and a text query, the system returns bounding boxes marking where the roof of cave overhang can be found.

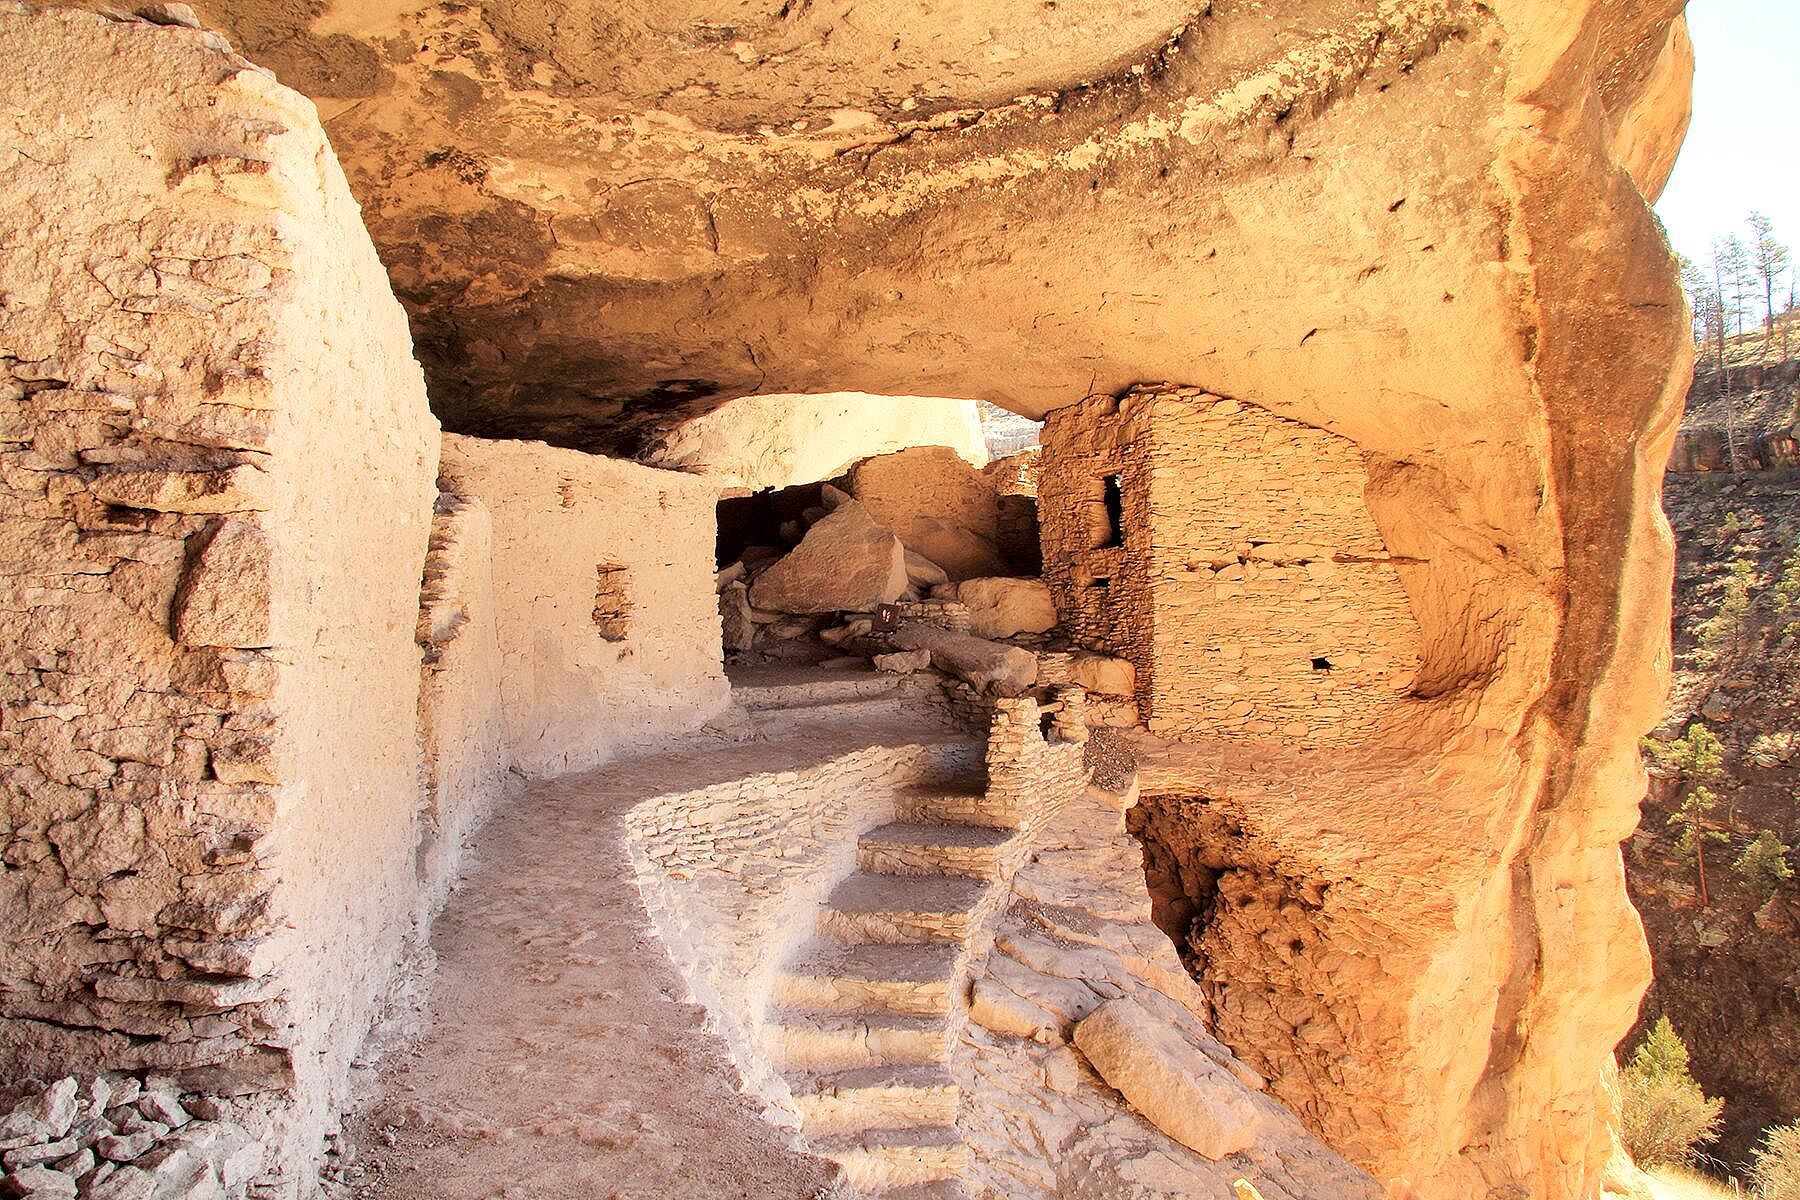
[178,0,1691,458]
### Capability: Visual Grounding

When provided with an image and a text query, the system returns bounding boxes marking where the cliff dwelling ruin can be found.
[0,2,1698,1199]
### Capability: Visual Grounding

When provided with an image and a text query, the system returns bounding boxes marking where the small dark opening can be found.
[1101,473,1124,547]
[1311,657,1333,671]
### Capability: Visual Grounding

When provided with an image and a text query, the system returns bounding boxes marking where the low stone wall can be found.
[439,434,731,778]
[624,740,983,1103]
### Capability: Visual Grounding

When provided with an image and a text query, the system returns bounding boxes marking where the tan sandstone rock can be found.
[749,501,907,615]
[169,520,272,649]
[957,577,1059,640]
[1074,996,1264,1162]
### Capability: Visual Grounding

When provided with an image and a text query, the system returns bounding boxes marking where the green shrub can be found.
[1733,829,1795,895]
[1619,1017,1724,1168]
[1752,1120,1800,1200]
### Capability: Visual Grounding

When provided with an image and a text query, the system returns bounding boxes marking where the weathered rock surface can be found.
[851,448,1009,580]
[1074,997,1264,1160]
[749,501,908,615]
[956,577,1058,640]
[1067,654,1136,699]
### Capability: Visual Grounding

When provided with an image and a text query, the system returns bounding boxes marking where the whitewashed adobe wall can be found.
[439,433,731,778]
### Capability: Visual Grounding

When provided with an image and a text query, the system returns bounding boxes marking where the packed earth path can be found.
[327,719,965,1200]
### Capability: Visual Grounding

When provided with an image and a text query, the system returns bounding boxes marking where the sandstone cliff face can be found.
[18,1,1697,1196]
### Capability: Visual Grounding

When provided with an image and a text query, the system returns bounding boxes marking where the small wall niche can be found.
[593,563,631,641]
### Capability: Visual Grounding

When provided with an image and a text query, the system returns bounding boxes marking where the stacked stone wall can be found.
[1040,388,1422,748]
[0,7,439,1185]
[438,434,730,779]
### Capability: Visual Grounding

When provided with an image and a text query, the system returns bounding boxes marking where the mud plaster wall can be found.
[438,433,730,779]
[625,740,982,1104]
[0,5,439,1179]
[1040,389,1422,747]
[413,485,506,922]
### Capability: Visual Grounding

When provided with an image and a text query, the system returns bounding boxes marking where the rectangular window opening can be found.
[1101,474,1124,548]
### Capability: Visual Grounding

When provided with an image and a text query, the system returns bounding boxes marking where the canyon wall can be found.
[646,392,987,491]
[0,6,439,1180]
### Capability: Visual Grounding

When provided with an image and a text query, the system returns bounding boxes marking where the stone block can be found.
[169,520,272,648]
[1073,996,1263,1160]
[957,577,1057,639]
[749,500,907,614]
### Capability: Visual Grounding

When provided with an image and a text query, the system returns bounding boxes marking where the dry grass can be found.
[1647,1164,1743,1200]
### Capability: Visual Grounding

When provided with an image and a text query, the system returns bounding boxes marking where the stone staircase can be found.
[760,773,1024,1197]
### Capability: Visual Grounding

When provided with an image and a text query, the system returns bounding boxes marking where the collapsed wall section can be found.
[0,4,438,1181]
[1040,388,1423,747]
[438,433,729,778]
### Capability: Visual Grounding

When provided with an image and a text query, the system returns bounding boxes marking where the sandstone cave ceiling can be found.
[147,0,1690,457]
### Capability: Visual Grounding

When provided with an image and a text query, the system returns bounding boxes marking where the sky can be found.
[1653,0,1800,271]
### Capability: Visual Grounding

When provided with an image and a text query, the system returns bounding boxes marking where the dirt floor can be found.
[330,719,959,1200]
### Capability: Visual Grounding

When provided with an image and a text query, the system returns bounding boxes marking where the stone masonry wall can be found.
[1041,388,1422,748]
[438,433,730,779]
[0,7,439,1187]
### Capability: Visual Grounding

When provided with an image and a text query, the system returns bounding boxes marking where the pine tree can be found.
[1748,211,1790,342]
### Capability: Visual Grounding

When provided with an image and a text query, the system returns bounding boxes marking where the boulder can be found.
[1068,653,1135,697]
[889,621,1037,696]
[748,501,907,614]
[897,519,1008,581]
[903,549,950,590]
[958,577,1058,639]
[1073,996,1263,1160]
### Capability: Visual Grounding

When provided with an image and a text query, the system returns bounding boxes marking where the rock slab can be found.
[1073,996,1263,1161]
[889,621,1037,696]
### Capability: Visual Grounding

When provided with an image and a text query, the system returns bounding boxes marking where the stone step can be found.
[858,821,1016,878]
[808,1124,969,1192]
[771,942,960,1016]
[819,873,989,943]
[788,1064,959,1133]
[748,695,921,738]
[896,780,1013,829]
[760,1008,949,1070]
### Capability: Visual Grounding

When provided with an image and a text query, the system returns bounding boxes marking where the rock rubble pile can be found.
[0,1075,262,1200]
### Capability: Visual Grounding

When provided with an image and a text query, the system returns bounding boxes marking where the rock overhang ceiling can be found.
[109,0,1686,461]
